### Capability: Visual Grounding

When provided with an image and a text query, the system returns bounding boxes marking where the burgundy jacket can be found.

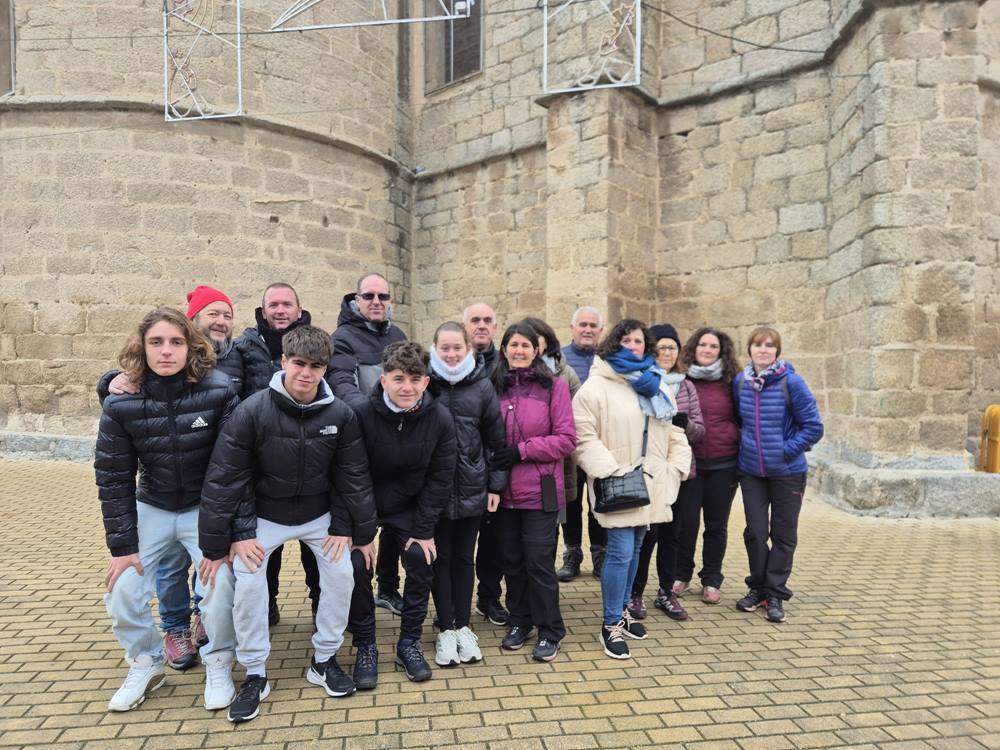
[498,369,577,511]
[689,378,740,463]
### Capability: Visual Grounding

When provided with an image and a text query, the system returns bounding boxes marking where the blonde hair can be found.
[118,307,216,386]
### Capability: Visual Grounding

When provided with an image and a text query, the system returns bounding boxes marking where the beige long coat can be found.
[572,357,692,529]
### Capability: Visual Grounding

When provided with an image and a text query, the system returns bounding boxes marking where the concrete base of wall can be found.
[0,431,94,462]
[808,449,1000,518]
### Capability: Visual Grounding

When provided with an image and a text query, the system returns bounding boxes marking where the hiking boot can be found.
[591,545,607,578]
[307,655,356,697]
[191,613,208,648]
[532,638,560,662]
[164,629,198,671]
[435,629,460,667]
[556,545,583,582]
[475,598,509,626]
[455,626,482,663]
[671,580,690,596]
[395,639,432,682]
[600,621,630,660]
[202,651,236,710]
[621,609,648,640]
[228,674,269,724]
[653,588,689,621]
[736,588,766,612]
[501,625,534,651]
[374,589,404,616]
[107,654,165,712]
[766,598,786,623]
[353,641,379,690]
[627,594,647,620]
[268,600,280,627]
[701,586,722,605]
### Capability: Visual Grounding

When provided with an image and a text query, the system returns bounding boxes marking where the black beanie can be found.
[649,324,680,347]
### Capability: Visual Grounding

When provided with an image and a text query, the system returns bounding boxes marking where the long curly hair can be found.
[679,326,741,384]
[117,307,216,387]
[595,319,656,361]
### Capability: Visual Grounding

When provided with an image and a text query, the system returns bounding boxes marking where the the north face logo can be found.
[191,417,209,429]
[319,425,338,435]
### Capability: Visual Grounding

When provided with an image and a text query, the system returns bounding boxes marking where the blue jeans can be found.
[600,526,647,625]
[155,543,202,633]
[104,502,236,663]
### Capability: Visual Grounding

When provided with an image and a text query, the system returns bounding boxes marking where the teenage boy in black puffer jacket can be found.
[198,326,377,724]
[348,341,457,686]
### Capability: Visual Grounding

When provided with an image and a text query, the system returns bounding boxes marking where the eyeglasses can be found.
[656,345,678,354]
[359,292,391,302]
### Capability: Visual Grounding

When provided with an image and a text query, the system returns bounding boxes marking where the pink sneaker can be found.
[164,629,198,671]
[671,580,690,596]
[192,614,208,648]
[701,586,722,604]
[627,594,647,620]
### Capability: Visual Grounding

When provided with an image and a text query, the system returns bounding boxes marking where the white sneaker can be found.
[435,629,460,667]
[203,651,236,710]
[455,626,482,663]
[108,654,165,712]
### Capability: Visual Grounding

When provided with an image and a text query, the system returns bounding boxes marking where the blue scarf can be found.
[604,351,677,423]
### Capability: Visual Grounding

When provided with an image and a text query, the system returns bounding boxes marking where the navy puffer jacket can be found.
[428,356,508,519]
[235,309,313,399]
[733,362,824,477]
[94,369,239,557]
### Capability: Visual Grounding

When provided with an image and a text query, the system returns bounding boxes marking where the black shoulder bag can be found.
[592,416,651,513]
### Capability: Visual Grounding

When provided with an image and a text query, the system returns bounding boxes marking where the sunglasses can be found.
[359,292,391,302]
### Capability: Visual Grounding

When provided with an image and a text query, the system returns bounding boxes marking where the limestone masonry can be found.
[2,0,999,514]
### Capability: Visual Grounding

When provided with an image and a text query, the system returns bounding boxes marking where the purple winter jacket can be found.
[498,369,577,511]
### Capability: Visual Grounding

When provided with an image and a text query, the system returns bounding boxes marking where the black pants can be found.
[632,479,700,597]
[475,511,504,602]
[561,467,607,548]
[348,521,435,644]
[691,465,739,588]
[375,528,401,594]
[265,541,321,606]
[432,515,481,630]
[740,473,807,601]
[496,507,565,642]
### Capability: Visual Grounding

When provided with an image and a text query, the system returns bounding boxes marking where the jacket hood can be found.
[337,292,395,336]
[214,337,236,360]
[268,370,335,412]
[589,356,626,383]
[253,307,313,335]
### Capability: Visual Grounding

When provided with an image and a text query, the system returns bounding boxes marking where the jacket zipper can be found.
[167,398,182,496]
[754,390,766,476]
[449,384,459,513]
[295,413,305,497]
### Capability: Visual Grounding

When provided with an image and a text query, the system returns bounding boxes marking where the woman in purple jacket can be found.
[488,323,576,663]
[678,327,742,604]
[628,324,705,621]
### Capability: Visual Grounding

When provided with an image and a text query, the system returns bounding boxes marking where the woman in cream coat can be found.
[573,319,692,660]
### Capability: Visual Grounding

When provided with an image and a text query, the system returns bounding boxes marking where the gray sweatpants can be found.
[233,513,353,674]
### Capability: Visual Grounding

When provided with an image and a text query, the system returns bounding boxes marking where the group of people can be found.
[94,273,824,724]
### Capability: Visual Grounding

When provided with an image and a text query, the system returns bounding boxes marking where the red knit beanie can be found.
[186,285,234,319]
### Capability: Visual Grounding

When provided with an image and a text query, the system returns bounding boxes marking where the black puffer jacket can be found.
[198,373,377,561]
[96,338,244,404]
[94,369,239,557]
[235,308,313,399]
[428,356,508,519]
[326,293,407,411]
[355,385,457,539]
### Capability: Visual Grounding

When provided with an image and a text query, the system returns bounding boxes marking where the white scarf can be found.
[430,347,477,384]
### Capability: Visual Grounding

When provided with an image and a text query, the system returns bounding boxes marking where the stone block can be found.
[35,304,86,335]
[910,261,975,304]
[918,349,974,389]
[728,210,777,241]
[791,230,828,259]
[778,202,825,234]
[2,306,36,334]
[14,335,74,360]
[909,158,979,190]
[934,306,975,344]
[865,305,928,345]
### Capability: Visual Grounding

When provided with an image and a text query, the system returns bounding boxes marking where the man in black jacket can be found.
[327,273,409,617]
[199,325,377,724]
[349,342,457,685]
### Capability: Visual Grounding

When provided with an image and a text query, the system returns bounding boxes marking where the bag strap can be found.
[640,415,650,458]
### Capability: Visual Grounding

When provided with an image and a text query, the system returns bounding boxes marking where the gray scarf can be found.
[686,359,723,381]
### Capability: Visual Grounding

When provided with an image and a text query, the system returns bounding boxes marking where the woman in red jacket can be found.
[489,323,577,663]
[677,327,742,604]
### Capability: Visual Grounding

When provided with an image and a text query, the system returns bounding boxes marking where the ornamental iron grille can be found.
[543,0,640,95]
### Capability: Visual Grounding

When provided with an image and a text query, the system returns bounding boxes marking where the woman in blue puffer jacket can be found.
[732,326,823,624]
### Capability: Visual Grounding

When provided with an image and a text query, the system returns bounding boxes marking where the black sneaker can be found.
[532,638,560,662]
[501,625,534,650]
[395,639,432,682]
[353,641,378,690]
[591,546,606,578]
[601,622,630,660]
[227,674,270,724]
[621,609,648,640]
[268,600,280,627]
[374,590,404,616]
[307,656,355,697]
[766,598,786,623]
[556,546,583,582]
[476,598,510,626]
[736,588,767,612]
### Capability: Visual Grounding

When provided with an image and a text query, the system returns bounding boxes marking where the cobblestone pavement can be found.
[1,459,998,750]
